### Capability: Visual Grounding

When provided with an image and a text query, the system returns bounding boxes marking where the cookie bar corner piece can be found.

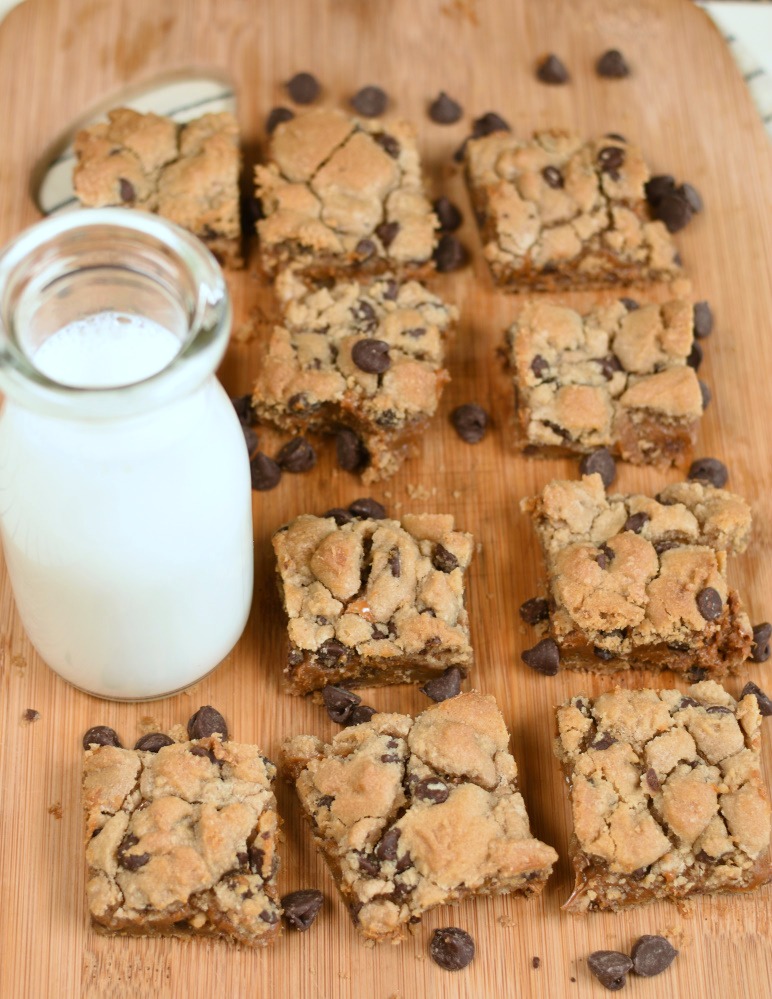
[554,682,772,913]
[281,691,558,943]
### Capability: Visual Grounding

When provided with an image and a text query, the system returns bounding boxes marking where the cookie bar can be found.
[522,474,753,675]
[255,109,438,280]
[252,272,456,482]
[73,108,242,267]
[508,298,705,466]
[464,130,681,291]
[281,691,558,942]
[554,682,772,912]
[82,711,281,945]
[273,511,474,694]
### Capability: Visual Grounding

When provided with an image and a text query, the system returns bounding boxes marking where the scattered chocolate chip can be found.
[579,448,617,489]
[591,732,616,750]
[693,301,714,338]
[652,191,693,233]
[532,957,541,970]
[349,497,386,519]
[23,708,40,722]
[450,403,489,444]
[434,233,469,272]
[432,544,458,573]
[117,833,150,871]
[285,72,320,104]
[134,733,174,753]
[276,437,317,472]
[688,457,728,488]
[751,622,772,663]
[699,380,712,410]
[631,935,678,977]
[686,340,703,371]
[471,111,511,137]
[536,53,569,84]
[351,85,387,117]
[587,950,633,991]
[352,338,391,374]
[598,145,625,173]
[231,394,257,425]
[347,704,377,726]
[414,778,450,803]
[741,680,772,716]
[324,507,354,526]
[453,139,468,163]
[316,638,349,668]
[542,165,564,189]
[250,452,281,491]
[82,725,122,750]
[281,888,324,930]
[679,183,703,214]
[375,827,400,861]
[521,638,560,676]
[429,91,462,124]
[322,685,361,725]
[433,196,463,232]
[430,927,475,971]
[240,423,258,456]
[620,296,639,310]
[696,586,723,621]
[118,178,135,203]
[420,666,464,702]
[623,512,649,534]
[187,705,228,741]
[355,238,376,258]
[335,428,369,473]
[519,597,549,625]
[375,220,400,246]
[645,174,675,206]
[645,767,661,792]
[266,106,294,133]
[596,48,630,78]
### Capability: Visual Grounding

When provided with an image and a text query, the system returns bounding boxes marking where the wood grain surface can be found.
[1,1,771,997]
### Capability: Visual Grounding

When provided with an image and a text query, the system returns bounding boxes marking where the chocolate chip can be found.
[430,927,475,972]
[588,950,633,990]
[688,665,708,681]
[231,394,257,425]
[316,638,348,668]
[429,91,462,124]
[117,833,150,871]
[322,685,361,725]
[696,587,723,621]
[679,696,700,710]
[351,299,378,329]
[134,733,174,752]
[82,726,122,750]
[318,795,334,809]
[434,233,469,272]
[688,457,728,488]
[266,106,294,133]
[532,957,541,969]
[281,888,324,931]
[631,935,678,977]
[432,544,458,573]
[382,279,398,301]
[349,497,386,519]
[433,196,463,232]
[355,238,376,258]
[622,512,648,534]
[276,437,316,472]
[375,827,400,861]
[352,338,391,374]
[706,705,732,715]
[741,680,772,716]
[593,646,616,661]
[536,53,569,84]
[521,638,560,676]
[388,549,401,577]
[596,544,615,570]
[579,448,617,489]
[591,732,616,750]
[375,220,400,247]
[693,301,713,338]
[187,706,228,741]
[645,174,676,207]
[596,49,630,78]
[118,178,135,203]
[250,452,281,491]
[395,852,412,874]
[414,778,449,803]
[239,422,258,456]
[450,403,489,444]
[699,380,711,409]
[381,753,399,764]
[287,391,318,416]
[335,428,369,473]
[347,704,377,726]
[189,745,218,763]
[351,85,387,117]
[324,507,354,526]
[259,909,279,924]
[542,165,564,189]
[653,191,693,233]
[471,111,511,137]
[530,354,549,378]
[23,708,40,722]
[645,767,661,792]
[686,340,703,371]
[453,139,468,163]
[679,183,703,214]
[654,540,679,555]
[620,297,639,310]
[355,851,379,876]
[598,145,625,173]
[519,597,549,625]
[285,72,320,104]
[751,622,772,663]
[597,354,623,380]
[420,666,464,702]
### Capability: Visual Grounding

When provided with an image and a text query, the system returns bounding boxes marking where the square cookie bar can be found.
[507,297,705,466]
[273,510,474,694]
[255,109,437,280]
[252,272,456,482]
[465,130,681,291]
[74,108,242,267]
[554,683,772,912]
[522,474,753,675]
[282,691,558,942]
[82,708,281,945]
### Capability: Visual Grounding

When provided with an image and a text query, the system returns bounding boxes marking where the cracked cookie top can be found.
[555,683,771,880]
[465,129,680,279]
[255,109,438,270]
[74,109,241,239]
[282,692,558,941]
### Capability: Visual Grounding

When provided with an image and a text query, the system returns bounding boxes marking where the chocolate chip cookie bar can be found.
[555,682,772,912]
[281,691,557,942]
[255,109,438,280]
[522,474,753,675]
[82,708,281,945]
[73,108,242,267]
[508,298,705,465]
[273,511,474,694]
[252,272,456,482]
[464,130,682,291]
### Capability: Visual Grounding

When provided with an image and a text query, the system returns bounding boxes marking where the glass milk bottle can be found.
[0,210,253,700]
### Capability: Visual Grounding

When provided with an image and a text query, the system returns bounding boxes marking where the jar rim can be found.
[0,208,231,420]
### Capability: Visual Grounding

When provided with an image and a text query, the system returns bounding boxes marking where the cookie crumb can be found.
[48,802,63,819]
[23,708,40,722]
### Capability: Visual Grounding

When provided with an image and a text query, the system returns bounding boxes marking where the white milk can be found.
[0,312,253,699]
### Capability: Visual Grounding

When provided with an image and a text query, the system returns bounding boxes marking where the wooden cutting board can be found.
[1,0,771,996]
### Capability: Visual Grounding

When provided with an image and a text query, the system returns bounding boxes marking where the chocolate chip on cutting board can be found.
[536,53,569,84]
[276,437,317,472]
[587,950,633,990]
[433,196,463,232]
[281,889,324,931]
[450,403,489,443]
[596,49,630,78]
[434,233,469,272]
[351,85,388,117]
[630,935,678,977]
[687,457,728,488]
[741,680,772,716]
[429,91,463,124]
[429,927,475,971]
[579,448,617,489]
[285,72,320,104]
[266,107,294,134]
[322,685,361,725]
[751,622,772,663]
[519,597,549,625]
[521,638,560,676]
[187,705,228,741]
[420,666,464,702]
[335,428,369,473]
[82,726,122,750]
[349,497,387,519]
[134,733,175,753]
[250,452,282,491]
